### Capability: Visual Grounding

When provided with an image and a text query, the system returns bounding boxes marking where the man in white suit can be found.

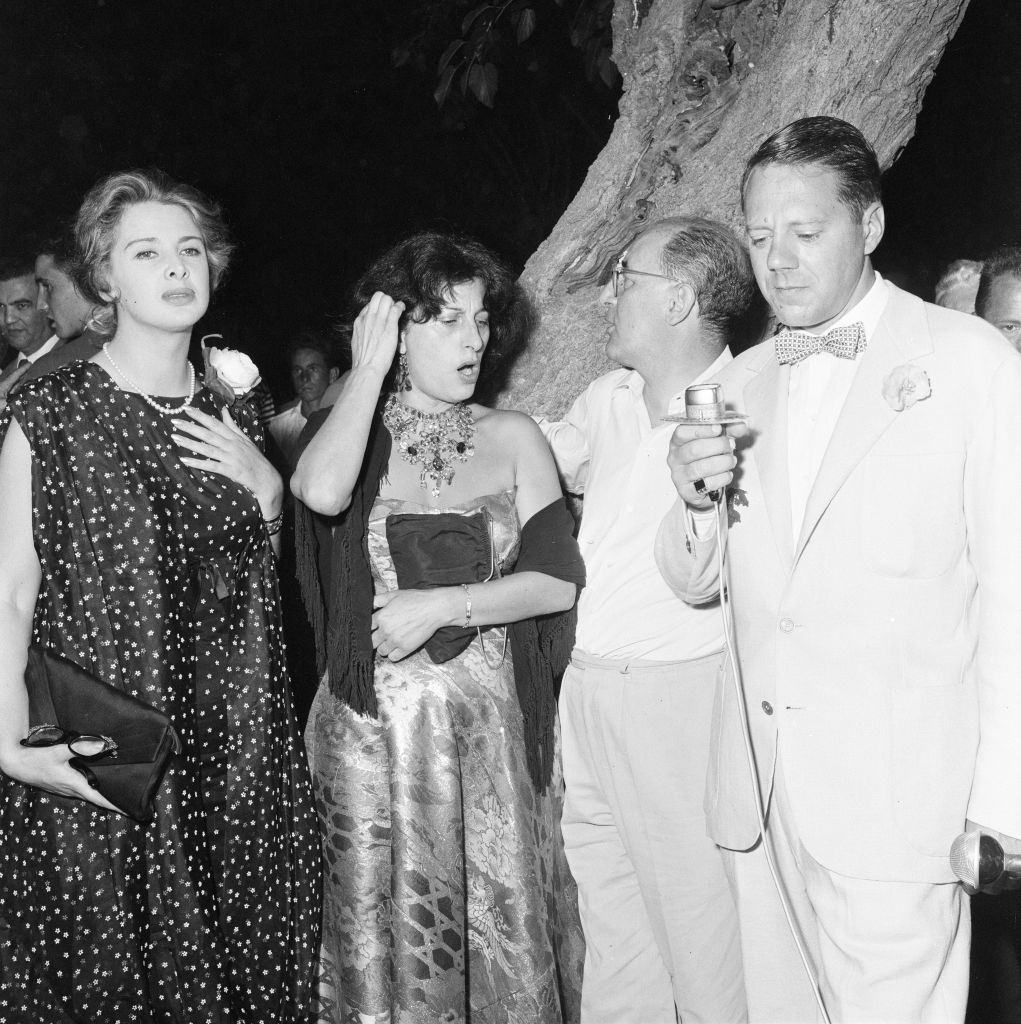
[658,116,1021,1022]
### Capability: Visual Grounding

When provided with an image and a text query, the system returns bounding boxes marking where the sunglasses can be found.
[21,724,119,758]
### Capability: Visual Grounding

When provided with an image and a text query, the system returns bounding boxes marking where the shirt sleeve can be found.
[654,498,721,605]
[534,387,593,495]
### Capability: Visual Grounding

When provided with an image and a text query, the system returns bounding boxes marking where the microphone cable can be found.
[712,491,833,1024]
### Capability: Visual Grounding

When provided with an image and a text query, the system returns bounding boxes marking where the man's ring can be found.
[693,478,708,496]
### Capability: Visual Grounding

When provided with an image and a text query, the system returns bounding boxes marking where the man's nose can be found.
[765,237,796,271]
[598,278,616,306]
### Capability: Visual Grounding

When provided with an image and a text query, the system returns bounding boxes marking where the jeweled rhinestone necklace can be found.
[382,393,476,497]
[103,343,196,415]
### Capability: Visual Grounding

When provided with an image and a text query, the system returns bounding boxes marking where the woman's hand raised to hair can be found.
[352,293,406,379]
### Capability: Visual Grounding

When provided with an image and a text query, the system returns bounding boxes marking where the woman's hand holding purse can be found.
[371,588,460,662]
[0,740,124,814]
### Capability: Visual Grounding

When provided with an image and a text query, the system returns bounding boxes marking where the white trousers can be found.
[723,755,971,1024]
[559,650,746,1024]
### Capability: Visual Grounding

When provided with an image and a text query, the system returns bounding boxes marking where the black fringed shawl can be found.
[294,408,585,790]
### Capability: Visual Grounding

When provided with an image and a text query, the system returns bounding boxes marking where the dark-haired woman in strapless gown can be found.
[293,232,585,1024]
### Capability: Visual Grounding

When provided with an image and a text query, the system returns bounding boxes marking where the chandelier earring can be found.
[396,350,412,392]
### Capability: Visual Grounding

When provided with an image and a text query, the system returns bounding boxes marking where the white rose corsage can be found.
[882,365,931,412]
[201,340,262,406]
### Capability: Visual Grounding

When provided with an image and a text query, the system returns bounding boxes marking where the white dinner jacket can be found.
[660,283,1021,882]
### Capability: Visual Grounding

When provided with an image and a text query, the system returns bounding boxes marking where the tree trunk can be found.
[504,0,971,415]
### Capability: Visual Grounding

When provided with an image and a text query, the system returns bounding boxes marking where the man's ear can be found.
[665,281,697,327]
[328,366,340,384]
[862,201,885,256]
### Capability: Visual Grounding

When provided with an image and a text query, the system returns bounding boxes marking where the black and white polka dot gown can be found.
[0,362,321,1023]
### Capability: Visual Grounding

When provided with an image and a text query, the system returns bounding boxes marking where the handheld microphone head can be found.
[685,383,726,422]
[950,831,988,889]
[949,830,1020,892]
[661,383,746,426]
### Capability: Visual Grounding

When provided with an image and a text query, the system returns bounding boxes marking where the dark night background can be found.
[1,0,1018,400]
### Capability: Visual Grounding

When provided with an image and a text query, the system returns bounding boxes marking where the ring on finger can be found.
[693,477,708,496]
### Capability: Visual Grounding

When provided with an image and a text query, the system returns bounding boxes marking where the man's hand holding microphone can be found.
[664,383,749,511]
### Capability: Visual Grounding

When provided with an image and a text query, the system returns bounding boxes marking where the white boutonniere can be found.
[882,365,931,412]
[201,338,262,406]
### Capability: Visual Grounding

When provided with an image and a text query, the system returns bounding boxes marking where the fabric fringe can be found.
[294,498,327,679]
[509,498,586,792]
[293,407,391,721]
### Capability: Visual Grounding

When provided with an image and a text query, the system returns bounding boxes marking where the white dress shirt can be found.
[540,350,731,660]
[267,401,308,464]
[787,274,889,538]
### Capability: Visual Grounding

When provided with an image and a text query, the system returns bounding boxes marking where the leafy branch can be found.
[393,0,617,111]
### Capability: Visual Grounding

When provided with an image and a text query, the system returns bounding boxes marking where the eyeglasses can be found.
[21,724,119,757]
[611,252,682,297]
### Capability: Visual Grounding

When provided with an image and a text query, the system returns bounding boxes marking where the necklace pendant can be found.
[383,393,477,496]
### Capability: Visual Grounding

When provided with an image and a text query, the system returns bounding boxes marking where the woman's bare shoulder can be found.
[472,405,540,438]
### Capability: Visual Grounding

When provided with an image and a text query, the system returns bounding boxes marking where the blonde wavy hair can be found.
[73,169,234,335]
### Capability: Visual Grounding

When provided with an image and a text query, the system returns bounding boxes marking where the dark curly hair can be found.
[346,232,533,402]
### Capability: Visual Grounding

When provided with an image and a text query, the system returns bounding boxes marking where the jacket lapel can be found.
[794,286,933,562]
[743,349,795,569]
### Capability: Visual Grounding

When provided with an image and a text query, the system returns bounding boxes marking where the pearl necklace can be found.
[102,343,197,415]
[382,393,476,497]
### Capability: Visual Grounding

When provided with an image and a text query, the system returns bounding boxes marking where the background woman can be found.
[0,169,320,1022]
[293,232,585,1023]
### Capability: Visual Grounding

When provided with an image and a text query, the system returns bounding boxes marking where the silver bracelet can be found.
[462,584,472,628]
[263,509,284,537]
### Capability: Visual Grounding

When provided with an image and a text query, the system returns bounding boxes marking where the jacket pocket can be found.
[861,453,964,578]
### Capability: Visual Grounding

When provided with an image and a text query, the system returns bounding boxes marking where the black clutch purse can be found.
[385,508,496,663]
[21,645,182,824]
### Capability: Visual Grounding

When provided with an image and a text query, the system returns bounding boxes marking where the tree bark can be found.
[504,0,971,415]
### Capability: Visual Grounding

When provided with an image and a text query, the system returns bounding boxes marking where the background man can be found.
[934,258,983,314]
[268,329,341,466]
[540,217,755,1023]
[660,116,1021,1021]
[24,232,104,382]
[975,246,1021,350]
[0,256,58,399]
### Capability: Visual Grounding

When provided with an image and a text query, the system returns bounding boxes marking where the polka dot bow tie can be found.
[774,322,867,366]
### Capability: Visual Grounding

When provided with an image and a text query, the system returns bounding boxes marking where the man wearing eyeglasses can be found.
[538,217,757,1023]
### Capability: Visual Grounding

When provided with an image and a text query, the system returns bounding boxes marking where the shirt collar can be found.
[24,334,60,364]
[666,347,733,415]
[616,346,734,405]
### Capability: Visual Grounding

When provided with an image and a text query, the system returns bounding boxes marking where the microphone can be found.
[949,831,1021,893]
[661,384,748,504]
[662,383,748,428]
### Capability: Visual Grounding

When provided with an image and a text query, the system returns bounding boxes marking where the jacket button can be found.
[779,618,795,633]
[761,700,774,716]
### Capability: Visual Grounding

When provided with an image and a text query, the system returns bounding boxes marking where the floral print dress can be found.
[306,490,583,1024]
